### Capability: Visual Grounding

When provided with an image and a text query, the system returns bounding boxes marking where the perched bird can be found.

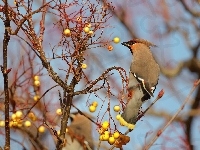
[62,112,94,150]
[121,39,160,124]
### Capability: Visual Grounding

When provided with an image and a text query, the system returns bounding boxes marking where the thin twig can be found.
[24,85,59,118]
[144,79,200,150]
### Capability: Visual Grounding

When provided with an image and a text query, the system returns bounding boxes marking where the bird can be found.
[62,112,94,150]
[121,39,160,124]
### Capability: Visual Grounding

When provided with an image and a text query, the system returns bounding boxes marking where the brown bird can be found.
[62,112,94,150]
[121,39,160,124]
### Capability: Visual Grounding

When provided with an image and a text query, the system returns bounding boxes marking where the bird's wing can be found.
[121,72,145,124]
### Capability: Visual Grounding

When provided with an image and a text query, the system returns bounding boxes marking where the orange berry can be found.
[107,45,113,51]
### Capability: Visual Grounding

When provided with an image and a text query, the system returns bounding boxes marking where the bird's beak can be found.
[121,42,130,48]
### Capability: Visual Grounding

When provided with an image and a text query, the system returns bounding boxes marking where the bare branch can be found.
[144,79,200,150]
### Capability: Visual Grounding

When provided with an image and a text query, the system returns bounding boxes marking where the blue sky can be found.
[0,0,199,149]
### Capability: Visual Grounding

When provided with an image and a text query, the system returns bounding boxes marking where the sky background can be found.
[0,0,199,150]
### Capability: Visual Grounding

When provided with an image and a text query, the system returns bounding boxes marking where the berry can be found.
[127,123,135,130]
[102,134,109,141]
[56,109,62,115]
[108,136,115,145]
[81,63,87,69]
[11,113,17,120]
[33,95,40,101]
[107,45,113,51]
[113,37,120,43]
[88,30,93,35]
[89,105,96,112]
[116,114,121,120]
[38,125,45,133]
[102,121,109,129]
[34,75,39,81]
[16,110,23,118]
[99,135,104,141]
[0,121,5,127]
[34,80,40,87]
[24,121,31,127]
[63,29,71,36]
[113,105,120,112]
[84,27,90,33]
[113,131,120,139]
[92,101,98,107]
[86,23,91,28]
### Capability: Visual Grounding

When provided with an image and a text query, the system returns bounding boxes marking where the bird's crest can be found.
[121,39,156,50]
[133,39,156,48]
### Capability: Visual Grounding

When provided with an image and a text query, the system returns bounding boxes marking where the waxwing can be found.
[62,112,94,150]
[121,39,160,124]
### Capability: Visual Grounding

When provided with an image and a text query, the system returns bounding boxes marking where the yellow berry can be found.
[104,131,110,135]
[0,121,5,127]
[12,120,18,127]
[66,128,69,133]
[16,110,23,119]
[11,114,17,120]
[33,95,40,101]
[84,27,90,33]
[113,131,120,139]
[88,30,93,35]
[113,37,120,44]
[38,125,45,133]
[120,120,128,126]
[99,135,104,141]
[102,134,109,141]
[127,123,135,130]
[81,63,87,69]
[28,112,37,121]
[108,136,115,145]
[107,45,113,51]
[28,112,34,118]
[34,75,39,81]
[10,121,14,127]
[63,29,71,36]
[92,101,98,107]
[56,109,62,115]
[24,121,31,127]
[17,123,23,127]
[86,23,91,28]
[102,121,109,129]
[34,80,40,87]
[57,130,60,135]
[114,105,120,112]
[116,114,121,120]
[89,105,96,112]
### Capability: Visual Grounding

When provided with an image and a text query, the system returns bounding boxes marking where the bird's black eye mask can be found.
[121,40,135,48]
[121,40,135,54]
